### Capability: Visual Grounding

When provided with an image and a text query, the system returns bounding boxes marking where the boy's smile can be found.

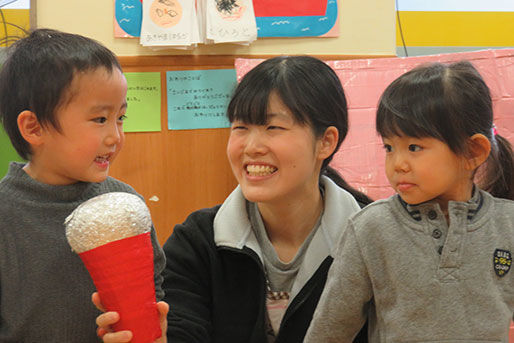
[24,67,127,185]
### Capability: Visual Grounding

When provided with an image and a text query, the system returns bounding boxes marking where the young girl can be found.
[96,55,370,343]
[304,61,514,342]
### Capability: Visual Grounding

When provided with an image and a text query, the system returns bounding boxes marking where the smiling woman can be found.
[96,55,371,343]
[163,55,372,342]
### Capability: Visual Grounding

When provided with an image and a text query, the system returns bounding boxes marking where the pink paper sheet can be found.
[235,50,514,200]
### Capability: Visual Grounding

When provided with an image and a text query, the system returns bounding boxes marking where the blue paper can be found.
[167,69,237,130]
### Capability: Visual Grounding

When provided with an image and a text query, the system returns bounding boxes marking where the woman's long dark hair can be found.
[227,55,373,207]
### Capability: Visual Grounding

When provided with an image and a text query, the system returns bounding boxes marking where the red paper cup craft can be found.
[65,192,161,343]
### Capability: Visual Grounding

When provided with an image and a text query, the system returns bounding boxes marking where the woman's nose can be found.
[244,130,267,155]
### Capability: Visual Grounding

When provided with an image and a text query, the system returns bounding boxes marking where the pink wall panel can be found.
[235,49,514,200]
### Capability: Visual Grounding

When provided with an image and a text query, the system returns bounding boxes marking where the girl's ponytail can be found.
[481,133,514,200]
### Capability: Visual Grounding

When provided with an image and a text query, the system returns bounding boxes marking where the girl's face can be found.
[226,92,327,206]
[383,135,473,211]
[28,67,127,185]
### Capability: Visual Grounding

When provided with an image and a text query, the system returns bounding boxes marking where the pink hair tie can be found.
[492,124,498,136]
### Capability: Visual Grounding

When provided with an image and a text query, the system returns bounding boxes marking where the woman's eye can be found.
[409,144,422,152]
[383,144,392,152]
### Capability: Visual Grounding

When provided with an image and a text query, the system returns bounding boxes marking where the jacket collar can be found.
[213,176,360,299]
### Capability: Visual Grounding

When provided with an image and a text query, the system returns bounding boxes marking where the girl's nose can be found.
[393,153,410,172]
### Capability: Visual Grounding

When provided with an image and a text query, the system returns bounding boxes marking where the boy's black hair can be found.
[376,61,514,200]
[227,55,373,206]
[0,28,122,160]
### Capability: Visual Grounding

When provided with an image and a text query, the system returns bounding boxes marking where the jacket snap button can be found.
[428,210,437,220]
[432,229,442,239]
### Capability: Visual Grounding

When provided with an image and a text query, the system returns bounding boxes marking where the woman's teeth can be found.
[246,164,277,176]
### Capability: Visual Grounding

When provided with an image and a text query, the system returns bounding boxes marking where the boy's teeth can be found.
[246,165,277,176]
[95,156,107,162]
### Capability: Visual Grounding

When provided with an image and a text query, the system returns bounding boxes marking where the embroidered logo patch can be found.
[493,249,511,277]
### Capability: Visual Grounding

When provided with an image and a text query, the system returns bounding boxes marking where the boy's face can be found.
[382,135,472,212]
[30,67,127,185]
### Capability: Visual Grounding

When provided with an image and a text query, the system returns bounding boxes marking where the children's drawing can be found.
[114,0,143,37]
[150,0,182,28]
[215,0,246,21]
[253,0,338,37]
[206,0,257,44]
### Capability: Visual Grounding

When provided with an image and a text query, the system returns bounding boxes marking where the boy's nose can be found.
[105,123,121,145]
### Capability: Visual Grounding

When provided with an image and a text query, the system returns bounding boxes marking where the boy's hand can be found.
[92,292,169,343]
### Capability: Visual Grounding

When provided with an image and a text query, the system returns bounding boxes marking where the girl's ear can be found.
[318,126,339,160]
[465,133,491,170]
[17,110,44,147]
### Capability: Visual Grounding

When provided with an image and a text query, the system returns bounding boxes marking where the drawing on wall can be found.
[253,0,339,37]
[140,0,200,48]
[149,0,182,28]
[206,0,257,44]
[215,0,246,21]
[115,0,143,38]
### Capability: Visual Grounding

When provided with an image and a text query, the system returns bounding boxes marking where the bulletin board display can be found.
[114,0,338,40]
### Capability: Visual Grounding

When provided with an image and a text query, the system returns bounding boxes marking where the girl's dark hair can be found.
[0,28,122,160]
[227,55,372,206]
[376,61,514,200]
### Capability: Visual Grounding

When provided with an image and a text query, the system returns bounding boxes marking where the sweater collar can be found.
[396,186,487,226]
[0,162,100,204]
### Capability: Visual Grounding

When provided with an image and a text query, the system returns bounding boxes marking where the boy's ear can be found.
[465,133,491,170]
[318,126,339,160]
[17,110,44,146]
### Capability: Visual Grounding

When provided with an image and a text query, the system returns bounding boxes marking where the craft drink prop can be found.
[65,192,161,343]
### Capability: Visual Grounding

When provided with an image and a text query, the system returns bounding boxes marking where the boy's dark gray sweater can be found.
[0,162,165,342]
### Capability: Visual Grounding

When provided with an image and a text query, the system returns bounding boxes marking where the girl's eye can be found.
[383,144,392,152]
[231,125,247,131]
[409,144,422,152]
[118,114,127,122]
[267,125,284,130]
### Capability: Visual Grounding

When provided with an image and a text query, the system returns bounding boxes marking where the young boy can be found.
[0,29,165,342]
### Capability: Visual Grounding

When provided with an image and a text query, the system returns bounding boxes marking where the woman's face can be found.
[226,92,329,205]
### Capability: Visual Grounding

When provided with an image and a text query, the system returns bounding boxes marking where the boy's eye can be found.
[231,125,247,131]
[383,144,392,152]
[408,144,422,152]
[267,125,284,130]
[118,114,127,122]
[93,117,107,124]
